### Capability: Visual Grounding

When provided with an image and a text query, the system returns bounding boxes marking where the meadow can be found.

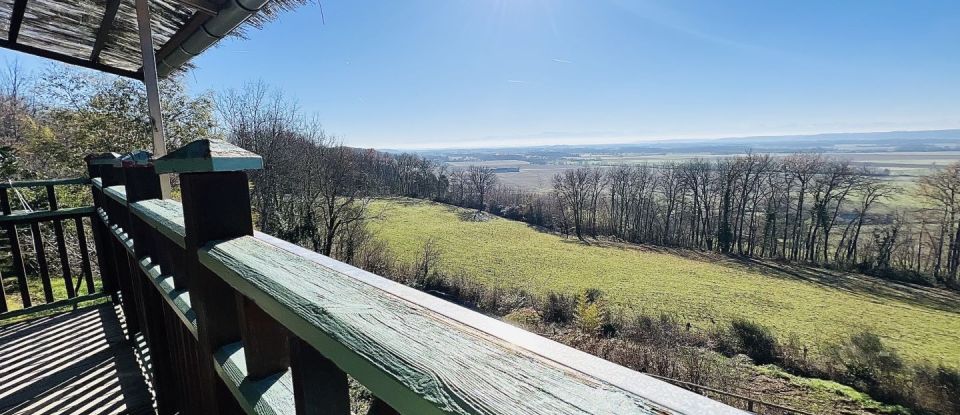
[368,198,960,368]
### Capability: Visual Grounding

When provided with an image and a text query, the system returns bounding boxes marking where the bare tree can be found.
[918,161,960,284]
[466,165,498,209]
[554,168,594,240]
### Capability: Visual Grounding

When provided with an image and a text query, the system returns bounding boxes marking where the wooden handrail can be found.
[86,140,746,415]
[0,206,94,225]
[0,177,90,189]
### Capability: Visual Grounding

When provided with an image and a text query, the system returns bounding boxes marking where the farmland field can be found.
[461,151,952,195]
[368,198,960,368]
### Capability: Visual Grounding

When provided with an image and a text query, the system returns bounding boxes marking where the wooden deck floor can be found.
[0,304,154,415]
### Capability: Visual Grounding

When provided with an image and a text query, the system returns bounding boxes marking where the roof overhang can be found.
[0,0,299,80]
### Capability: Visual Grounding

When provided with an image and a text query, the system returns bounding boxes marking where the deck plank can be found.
[0,304,154,415]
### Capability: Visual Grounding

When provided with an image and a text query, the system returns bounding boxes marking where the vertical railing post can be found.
[29,219,53,303]
[291,338,350,414]
[121,150,179,414]
[47,184,76,299]
[85,153,121,303]
[155,139,262,414]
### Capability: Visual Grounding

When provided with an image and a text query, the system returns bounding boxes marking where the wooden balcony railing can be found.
[83,139,744,414]
[0,177,106,319]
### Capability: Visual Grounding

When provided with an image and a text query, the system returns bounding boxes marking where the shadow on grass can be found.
[553,236,960,314]
[725,256,960,314]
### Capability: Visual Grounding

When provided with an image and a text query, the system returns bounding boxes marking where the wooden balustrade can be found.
[0,177,106,318]
[85,139,745,415]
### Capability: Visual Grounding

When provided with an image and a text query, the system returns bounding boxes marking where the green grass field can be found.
[1,272,105,325]
[368,198,960,368]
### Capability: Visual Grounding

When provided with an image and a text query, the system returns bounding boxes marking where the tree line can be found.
[463,157,960,288]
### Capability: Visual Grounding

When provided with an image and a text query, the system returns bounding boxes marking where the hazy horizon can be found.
[373,128,960,151]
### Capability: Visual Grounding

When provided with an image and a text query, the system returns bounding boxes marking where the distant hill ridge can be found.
[391,129,960,155]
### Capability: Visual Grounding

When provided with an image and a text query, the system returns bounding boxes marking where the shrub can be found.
[504,307,542,328]
[913,363,960,414]
[729,319,778,365]
[823,331,913,406]
[574,297,603,333]
[572,289,614,336]
[626,313,700,347]
[541,292,575,324]
[831,331,904,385]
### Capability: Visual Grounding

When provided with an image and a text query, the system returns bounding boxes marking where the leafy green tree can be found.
[21,63,215,178]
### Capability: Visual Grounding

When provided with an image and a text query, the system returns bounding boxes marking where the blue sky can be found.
[4,0,960,149]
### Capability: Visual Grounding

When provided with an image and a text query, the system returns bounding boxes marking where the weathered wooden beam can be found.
[7,0,27,43]
[207,232,750,415]
[90,0,123,63]
[203,235,720,414]
[134,0,171,198]
[0,39,142,80]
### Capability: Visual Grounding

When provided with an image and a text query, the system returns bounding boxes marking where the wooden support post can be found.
[135,0,171,199]
[291,337,350,415]
[1,188,29,308]
[157,139,263,414]
[122,152,179,414]
[101,159,142,337]
[86,153,121,303]
[47,185,76,299]
[181,171,246,414]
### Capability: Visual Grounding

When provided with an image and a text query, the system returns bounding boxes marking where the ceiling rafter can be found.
[7,0,27,43]
[0,38,142,80]
[91,0,124,63]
